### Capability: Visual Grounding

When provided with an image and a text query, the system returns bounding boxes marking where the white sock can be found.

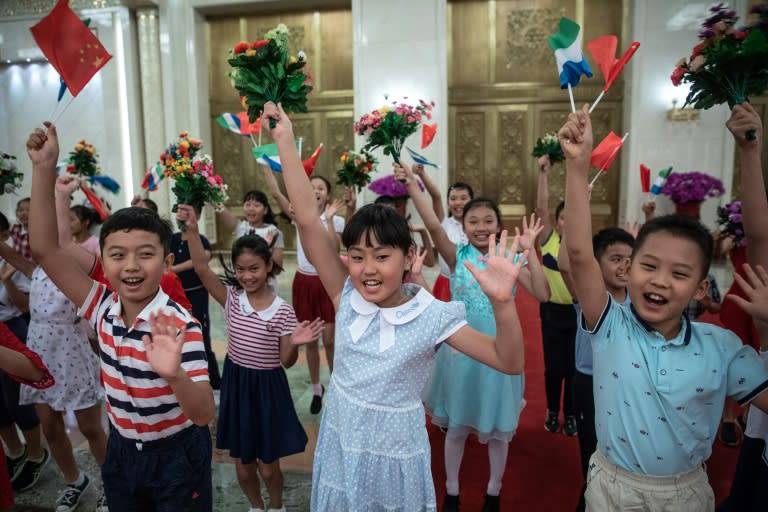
[444,431,468,496]
[70,471,86,487]
[312,383,323,396]
[268,507,286,512]
[486,438,509,496]
[248,508,264,512]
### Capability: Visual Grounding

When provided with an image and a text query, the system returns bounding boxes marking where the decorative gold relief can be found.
[497,110,527,204]
[505,8,565,68]
[452,111,485,194]
[326,116,355,181]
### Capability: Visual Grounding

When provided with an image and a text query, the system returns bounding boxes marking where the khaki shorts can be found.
[585,450,714,512]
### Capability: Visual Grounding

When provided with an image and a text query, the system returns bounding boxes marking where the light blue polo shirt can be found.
[574,294,630,375]
[588,294,768,476]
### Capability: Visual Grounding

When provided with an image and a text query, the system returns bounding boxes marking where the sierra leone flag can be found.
[216,112,259,136]
[141,162,165,191]
[548,18,592,89]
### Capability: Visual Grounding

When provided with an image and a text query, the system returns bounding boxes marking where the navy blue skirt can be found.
[216,358,307,464]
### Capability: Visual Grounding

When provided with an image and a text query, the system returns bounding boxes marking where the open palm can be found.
[465,231,528,303]
[291,318,325,345]
[516,213,544,251]
[142,311,184,380]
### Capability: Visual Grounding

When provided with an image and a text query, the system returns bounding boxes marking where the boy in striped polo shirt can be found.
[26,123,215,511]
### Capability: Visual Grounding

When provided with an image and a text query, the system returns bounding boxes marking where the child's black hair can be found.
[593,227,635,260]
[373,195,399,209]
[219,234,278,288]
[242,189,277,225]
[462,197,502,232]
[16,197,30,210]
[99,207,173,255]
[633,214,713,280]
[70,205,103,228]
[448,182,474,201]
[0,212,9,232]
[342,204,413,255]
[140,198,159,214]
[310,175,332,194]
[555,201,566,221]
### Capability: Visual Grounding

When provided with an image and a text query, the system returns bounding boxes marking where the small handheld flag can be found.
[141,163,165,191]
[216,112,260,137]
[79,182,109,221]
[589,132,628,188]
[421,124,437,149]
[302,144,323,176]
[640,164,651,193]
[650,166,673,196]
[548,18,592,112]
[406,146,441,169]
[587,36,640,113]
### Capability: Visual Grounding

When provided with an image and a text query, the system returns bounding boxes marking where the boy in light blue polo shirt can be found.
[560,105,768,511]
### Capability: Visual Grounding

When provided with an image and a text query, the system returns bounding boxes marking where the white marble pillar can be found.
[352,0,449,212]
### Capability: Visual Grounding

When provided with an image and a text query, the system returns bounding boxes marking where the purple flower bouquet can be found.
[661,171,725,204]
[368,174,424,199]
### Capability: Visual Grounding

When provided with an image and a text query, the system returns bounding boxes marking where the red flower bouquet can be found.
[228,23,312,125]
[355,99,434,164]
[62,140,120,220]
[671,3,768,139]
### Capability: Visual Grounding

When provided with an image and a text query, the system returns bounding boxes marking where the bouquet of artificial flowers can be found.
[355,99,434,164]
[336,150,377,191]
[661,171,725,204]
[717,200,746,246]
[531,132,565,164]
[0,153,23,195]
[61,140,120,220]
[228,23,312,124]
[671,3,768,138]
[368,173,424,199]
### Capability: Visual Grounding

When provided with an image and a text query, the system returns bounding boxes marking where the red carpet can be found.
[428,289,739,511]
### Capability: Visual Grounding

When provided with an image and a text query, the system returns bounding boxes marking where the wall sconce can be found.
[666,99,700,122]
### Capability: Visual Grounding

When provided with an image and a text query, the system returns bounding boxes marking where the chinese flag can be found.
[587,35,640,94]
[30,0,112,97]
[302,143,324,176]
[590,131,624,172]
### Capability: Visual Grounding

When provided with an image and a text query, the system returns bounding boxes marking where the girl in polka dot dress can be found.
[265,102,528,512]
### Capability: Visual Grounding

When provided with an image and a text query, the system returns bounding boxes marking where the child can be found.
[411,163,473,301]
[216,189,285,269]
[397,162,549,511]
[0,324,55,510]
[171,204,220,390]
[27,122,215,512]
[560,105,768,511]
[558,227,634,512]
[69,205,101,255]
[535,155,578,435]
[371,194,437,270]
[717,102,768,512]
[265,101,527,511]
[10,197,31,261]
[261,165,342,414]
[179,204,321,512]
[18,186,108,510]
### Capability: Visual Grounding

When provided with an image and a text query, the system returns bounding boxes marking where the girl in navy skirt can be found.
[178,205,324,512]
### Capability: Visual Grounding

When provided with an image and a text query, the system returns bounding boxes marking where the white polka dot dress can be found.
[310,279,466,511]
[20,267,102,411]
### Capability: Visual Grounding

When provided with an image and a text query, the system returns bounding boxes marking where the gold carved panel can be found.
[497,107,528,205]
[499,5,568,83]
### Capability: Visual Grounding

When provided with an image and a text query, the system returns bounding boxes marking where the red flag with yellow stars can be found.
[30,0,112,97]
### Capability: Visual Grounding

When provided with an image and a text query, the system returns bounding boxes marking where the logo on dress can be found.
[396,301,420,319]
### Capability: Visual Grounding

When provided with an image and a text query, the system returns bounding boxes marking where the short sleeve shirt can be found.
[234,221,284,249]
[590,294,768,475]
[78,281,209,441]
[296,215,344,275]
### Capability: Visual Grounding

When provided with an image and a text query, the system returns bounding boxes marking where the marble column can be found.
[352,0,449,212]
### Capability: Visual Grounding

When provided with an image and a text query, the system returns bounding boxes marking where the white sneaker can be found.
[55,473,91,512]
[96,489,109,511]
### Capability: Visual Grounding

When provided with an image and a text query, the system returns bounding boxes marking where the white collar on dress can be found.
[238,289,283,320]
[348,285,434,352]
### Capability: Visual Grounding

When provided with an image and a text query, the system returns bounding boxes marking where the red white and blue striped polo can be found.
[78,280,209,441]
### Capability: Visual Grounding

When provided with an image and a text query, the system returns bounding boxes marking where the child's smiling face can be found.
[628,231,709,338]
[347,232,413,308]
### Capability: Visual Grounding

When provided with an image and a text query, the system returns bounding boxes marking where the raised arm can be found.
[535,155,554,244]
[260,164,292,218]
[27,123,93,307]
[215,206,241,234]
[55,175,98,274]
[556,233,578,300]
[412,163,445,221]
[445,232,526,374]
[394,162,457,270]
[560,105,608,328]
[0,244,35,279]
[177,205,227,306]
[264,103,347,304]
[727,102,767,268]
[342,186,357,225]
[513,213,550,302]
